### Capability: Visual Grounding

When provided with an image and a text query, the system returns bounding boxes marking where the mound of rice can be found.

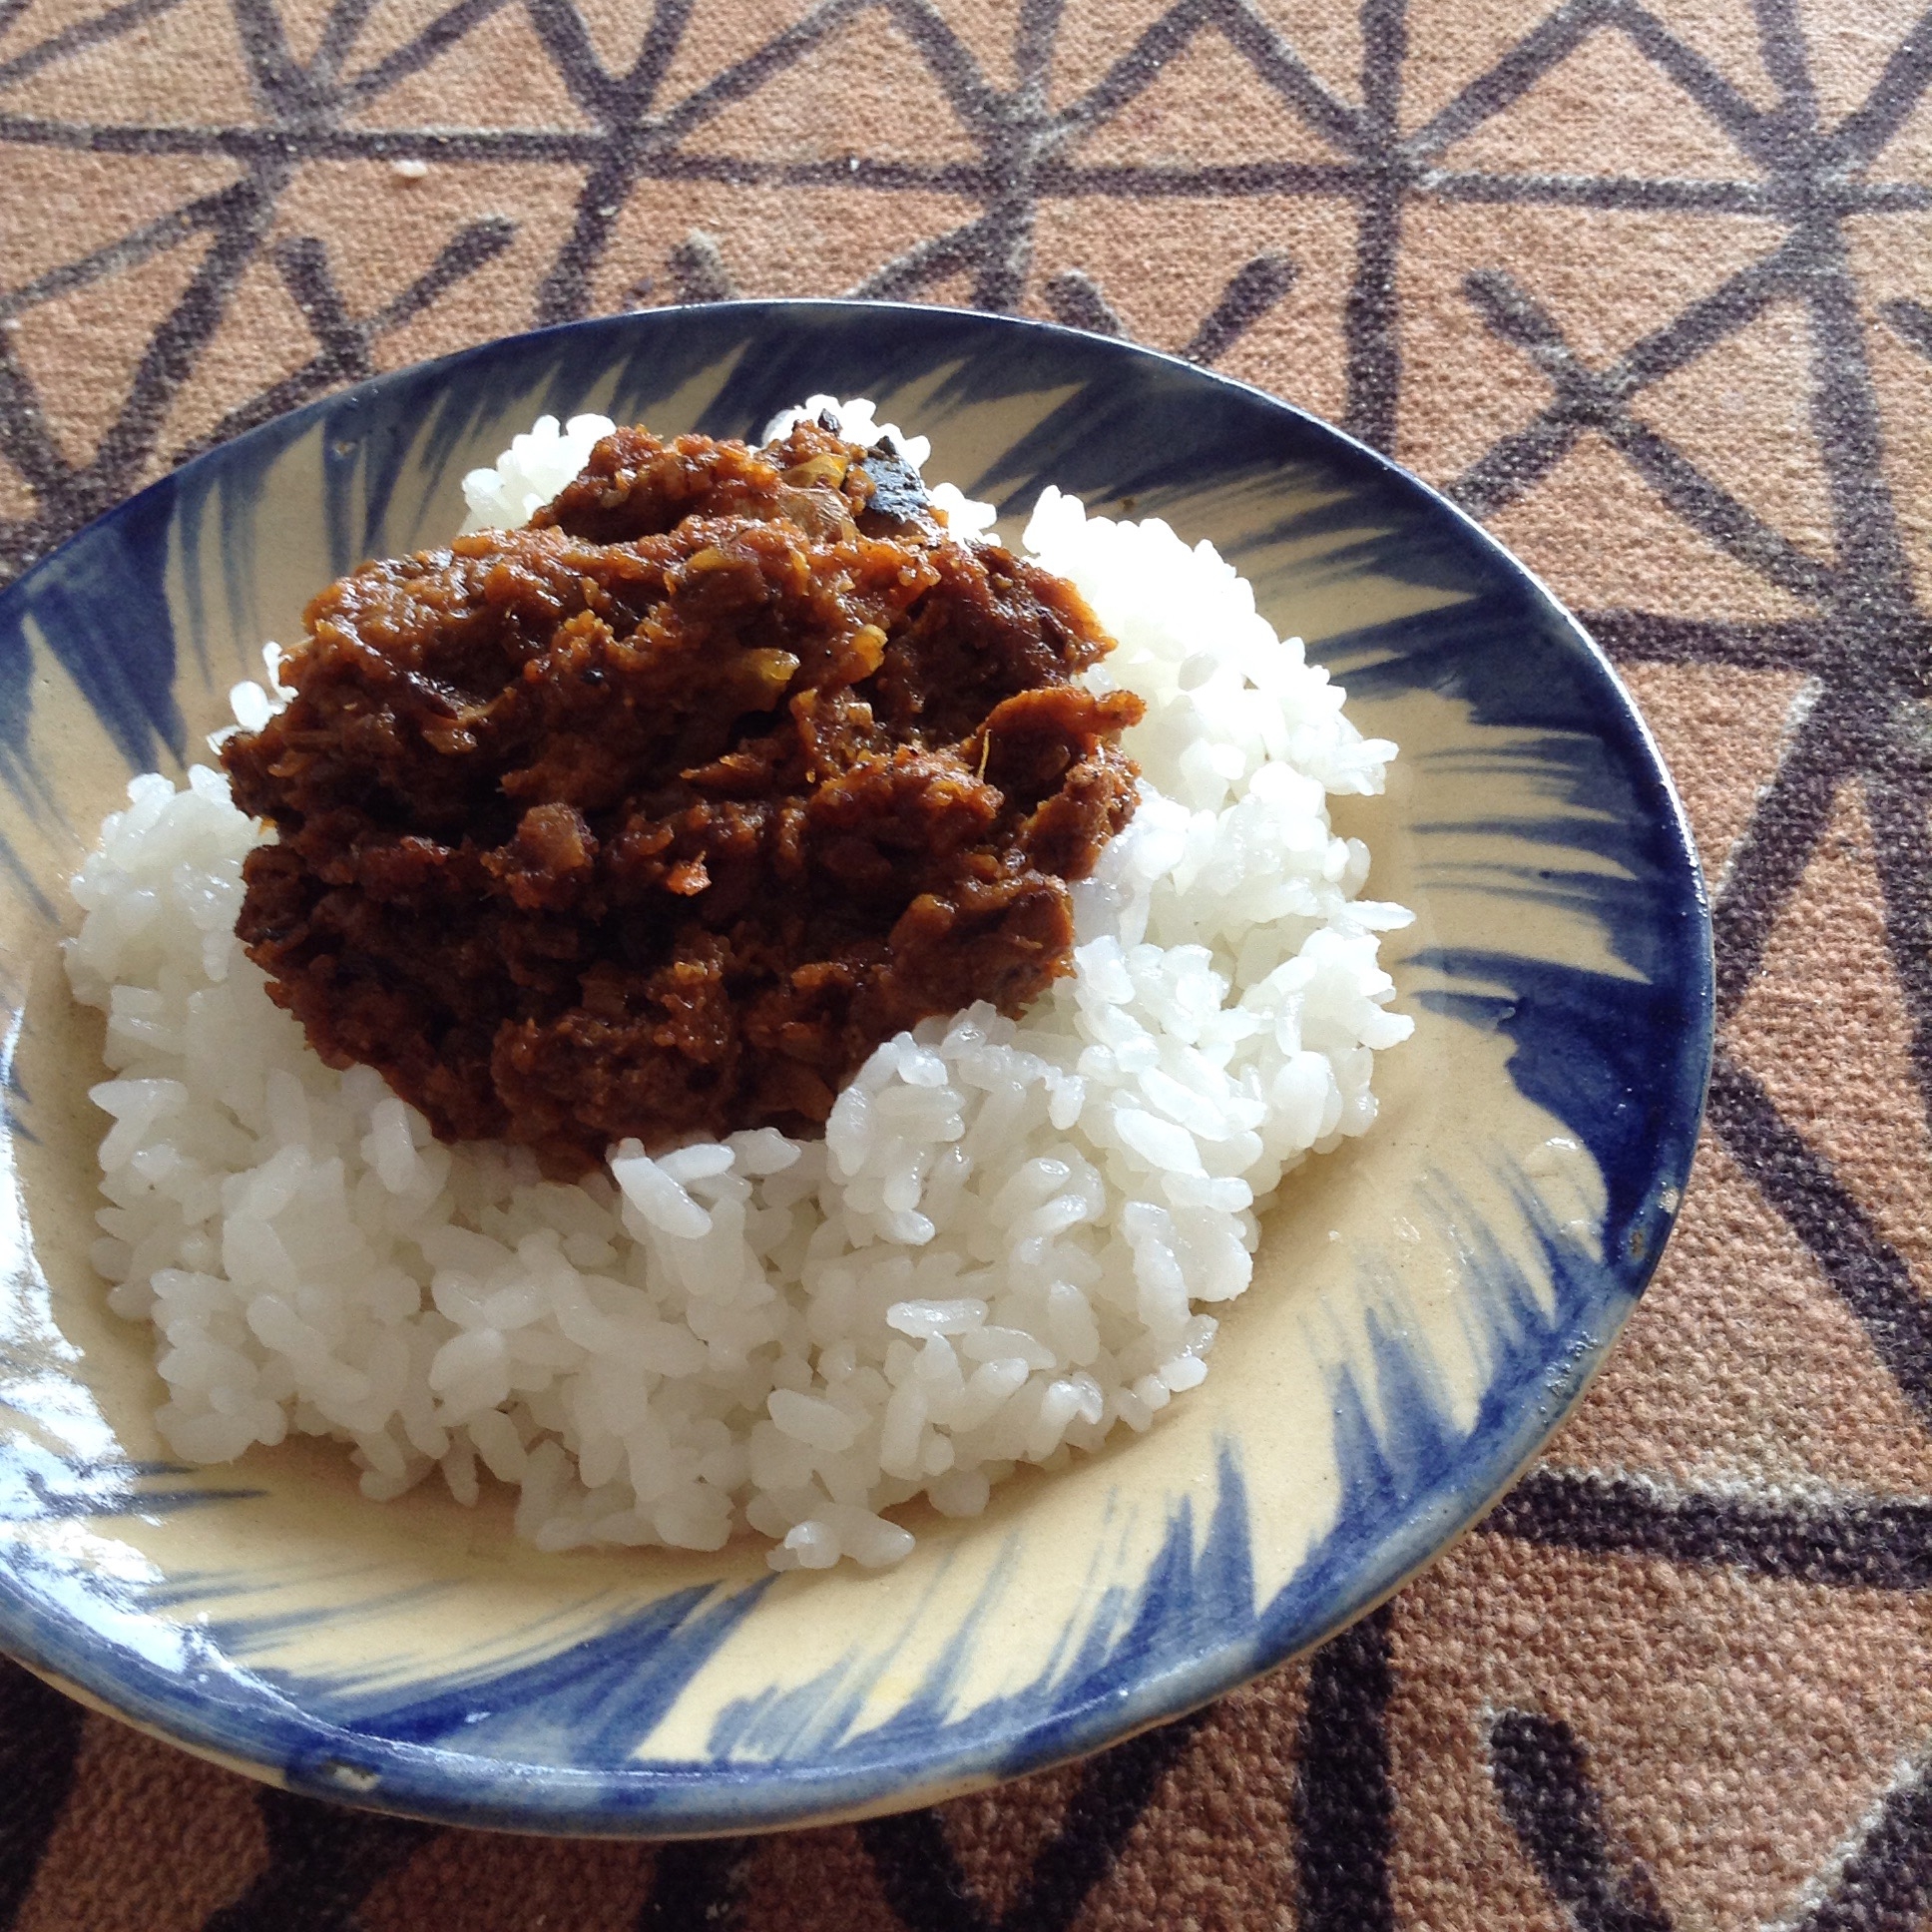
[64,398,1412,1569]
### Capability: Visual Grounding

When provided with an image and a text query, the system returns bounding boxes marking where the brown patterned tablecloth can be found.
[4,0,1932,1925]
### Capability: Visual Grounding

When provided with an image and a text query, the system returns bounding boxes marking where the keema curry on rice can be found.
[222,417,1144,1177]
[67,397,1411,1567]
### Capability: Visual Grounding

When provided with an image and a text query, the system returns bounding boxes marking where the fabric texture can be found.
[3,0,1931,1924]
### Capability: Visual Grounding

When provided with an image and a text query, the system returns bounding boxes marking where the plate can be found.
[0,299,1711,1833]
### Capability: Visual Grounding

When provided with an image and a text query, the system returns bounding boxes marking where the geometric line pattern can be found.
[2,0,1931,1924]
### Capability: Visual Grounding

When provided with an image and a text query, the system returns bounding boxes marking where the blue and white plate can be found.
[0,300,1711,1834]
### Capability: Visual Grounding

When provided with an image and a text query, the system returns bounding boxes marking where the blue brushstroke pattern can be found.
[0,483,187,788]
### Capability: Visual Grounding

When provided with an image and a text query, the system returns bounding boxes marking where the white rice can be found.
[64,398,1412,1570]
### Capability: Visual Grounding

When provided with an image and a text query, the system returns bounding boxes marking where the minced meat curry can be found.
[222,417,1144,1175]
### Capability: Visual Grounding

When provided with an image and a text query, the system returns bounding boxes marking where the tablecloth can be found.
[1,0,1930,1925]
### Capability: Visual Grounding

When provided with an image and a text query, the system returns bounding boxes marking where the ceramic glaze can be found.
[0,301,1711,1834]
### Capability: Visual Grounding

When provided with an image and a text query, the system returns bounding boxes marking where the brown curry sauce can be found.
[222,418,1143,1175]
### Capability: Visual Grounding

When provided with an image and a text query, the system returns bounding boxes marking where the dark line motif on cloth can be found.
[636,1836,754,1931]
[1293,1605,1396,1931]
[196,1788,431,1932]
[1489,1709,1672,1932]
[0,1668,86,1928]
[1489,1705,1932,1932]
[858,1712,1206,1932]
[0,0,1929,1925]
